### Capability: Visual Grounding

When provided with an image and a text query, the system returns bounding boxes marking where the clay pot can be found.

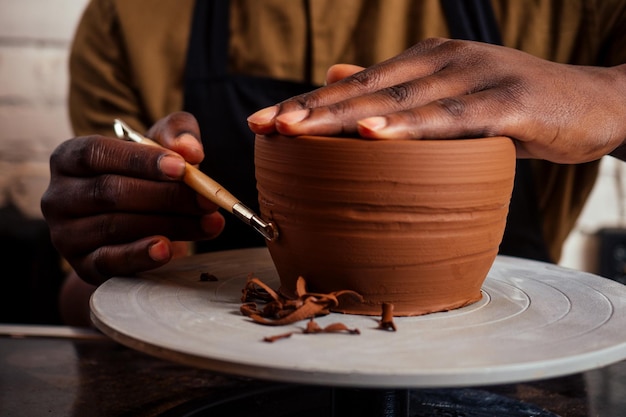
[254,134,516,316]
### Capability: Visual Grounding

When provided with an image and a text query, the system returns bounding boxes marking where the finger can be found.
[279,38,452,112]
[247,38,451,134]
[146,112,205,164]
[49,135,186,181]
[273,64,488,137]
[42,175,214,218]
[356,89,512,141]
[354,87,566,160]
[53,211,225,258]
[73,237,175,285]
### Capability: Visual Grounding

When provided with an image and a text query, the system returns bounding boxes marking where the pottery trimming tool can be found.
[113,119,278,241]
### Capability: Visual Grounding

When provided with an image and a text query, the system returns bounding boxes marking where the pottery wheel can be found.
[90,247,626,388]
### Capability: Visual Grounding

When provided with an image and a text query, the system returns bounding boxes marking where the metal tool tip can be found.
[113,119,125,139]
[266,222,279,241]
[251,216,279,241]
[232,203,279,242]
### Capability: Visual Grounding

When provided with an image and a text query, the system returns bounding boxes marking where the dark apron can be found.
[440,0,553,262]
[183,0,315,253]
[184,0,552,262]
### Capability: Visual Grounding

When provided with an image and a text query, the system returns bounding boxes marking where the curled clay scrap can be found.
[263,318,361,343]
[377,302,397,332]
[240,275,363,326]
[303,319,360,335]
[199,272,218,282]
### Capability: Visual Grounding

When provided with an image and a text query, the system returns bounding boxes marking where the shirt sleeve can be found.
[68,0,148,137]
[68,0,195,137]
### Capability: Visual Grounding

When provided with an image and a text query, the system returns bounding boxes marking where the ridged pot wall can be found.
[255,135,516,316]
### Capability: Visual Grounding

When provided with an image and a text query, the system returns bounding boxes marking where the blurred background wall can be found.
[1,0,625,324]
[0,0,87,218]
[0,0,89,324]
[560,159,626,274]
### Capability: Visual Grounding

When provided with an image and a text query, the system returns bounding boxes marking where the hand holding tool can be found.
[113,119,278,241]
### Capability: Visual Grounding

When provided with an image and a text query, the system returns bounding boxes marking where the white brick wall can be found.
[0,0,624,274]
[0,0,89,218]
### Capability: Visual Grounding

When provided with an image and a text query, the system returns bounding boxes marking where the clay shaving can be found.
[377,302,397,331]
[262,318,361,343]
[199,272,218,282]
[240,275,398,342]
[240,274,363,326]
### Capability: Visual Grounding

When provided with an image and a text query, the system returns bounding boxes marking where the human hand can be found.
[248,38,626,164]
[41,112,225,286]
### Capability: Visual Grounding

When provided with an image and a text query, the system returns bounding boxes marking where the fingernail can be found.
[177,133,203,158]
[247,106,279,126]
[358,116,388,132]
[276,109,310,125]
[159,154,186,179]
[148,240,171,262]
[177,133,202,150]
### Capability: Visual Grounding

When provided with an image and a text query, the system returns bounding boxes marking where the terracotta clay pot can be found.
[254,134,516,316]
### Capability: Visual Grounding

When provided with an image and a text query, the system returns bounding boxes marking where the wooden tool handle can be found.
[114,120,242,216]
[183,164,239,213]
[125,134,239,213]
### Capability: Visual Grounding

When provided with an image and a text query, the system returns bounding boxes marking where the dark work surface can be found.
[1,325,625,417]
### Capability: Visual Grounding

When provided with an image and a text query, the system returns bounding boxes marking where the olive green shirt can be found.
[68,0,626,261]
